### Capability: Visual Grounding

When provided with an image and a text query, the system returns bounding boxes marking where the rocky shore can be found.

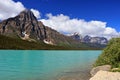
[89,65,120,80]
[90,70,120,80]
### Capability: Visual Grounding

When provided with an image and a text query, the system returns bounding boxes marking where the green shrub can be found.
[94,38,120,68]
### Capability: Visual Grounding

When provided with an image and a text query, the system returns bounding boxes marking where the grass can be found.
[0,35,69,50]
[0,35,104,50]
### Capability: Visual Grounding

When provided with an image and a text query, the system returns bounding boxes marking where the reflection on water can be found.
[0,50,101,80]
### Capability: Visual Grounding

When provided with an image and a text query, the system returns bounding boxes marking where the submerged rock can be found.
[90,65,111,76]
[89,70,120,80]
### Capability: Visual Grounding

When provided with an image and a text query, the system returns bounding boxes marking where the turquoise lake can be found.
[0,50,102,80]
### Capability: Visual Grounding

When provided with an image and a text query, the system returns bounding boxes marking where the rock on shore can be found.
[90,70,120,80]
[90,65,111,76]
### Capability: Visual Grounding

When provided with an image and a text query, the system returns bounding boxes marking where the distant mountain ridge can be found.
[0,9,106,49]
[70,33,108,45]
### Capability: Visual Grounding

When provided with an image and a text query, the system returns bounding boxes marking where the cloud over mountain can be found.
[41,13,119,39]
[0,0,40,20]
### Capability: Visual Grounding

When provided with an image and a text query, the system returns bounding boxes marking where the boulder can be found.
[89,70,120,80]
[90,65,111,76]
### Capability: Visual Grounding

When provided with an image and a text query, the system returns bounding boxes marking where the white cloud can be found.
[41,13,120,39]
[0,0,41,20]
[31,9,41,19]
[0,0,25,20]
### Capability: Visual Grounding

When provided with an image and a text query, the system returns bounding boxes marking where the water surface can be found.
[0,50,101,80]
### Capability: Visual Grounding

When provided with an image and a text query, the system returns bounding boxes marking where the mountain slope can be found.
[0,35,103,50]
[0,35,70,50]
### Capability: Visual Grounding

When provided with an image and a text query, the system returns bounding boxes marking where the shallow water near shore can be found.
[0,50,101,80]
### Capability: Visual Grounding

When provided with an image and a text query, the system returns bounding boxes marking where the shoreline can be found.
[58,68,91,80]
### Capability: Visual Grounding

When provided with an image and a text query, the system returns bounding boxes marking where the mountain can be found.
[0,9,106,49]
[70,33,108,45]
[70,32,82,40]
[0,10,81,47]
[0,10,62,42]
[83,35,108,45]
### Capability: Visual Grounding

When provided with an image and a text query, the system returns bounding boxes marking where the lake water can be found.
[0,50,102,80]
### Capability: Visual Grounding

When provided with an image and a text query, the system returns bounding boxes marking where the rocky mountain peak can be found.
[0,9,46,40]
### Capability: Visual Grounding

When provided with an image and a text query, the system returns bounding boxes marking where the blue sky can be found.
[13,0,120,31]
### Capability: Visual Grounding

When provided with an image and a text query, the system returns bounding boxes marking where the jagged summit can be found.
[20,9,33,15]
[19,9,37,21]
[22,9,31,13]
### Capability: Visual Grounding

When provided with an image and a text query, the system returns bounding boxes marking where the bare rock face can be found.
[0,9,46,40]
[90,65,111,76]
[89,70,120,80]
